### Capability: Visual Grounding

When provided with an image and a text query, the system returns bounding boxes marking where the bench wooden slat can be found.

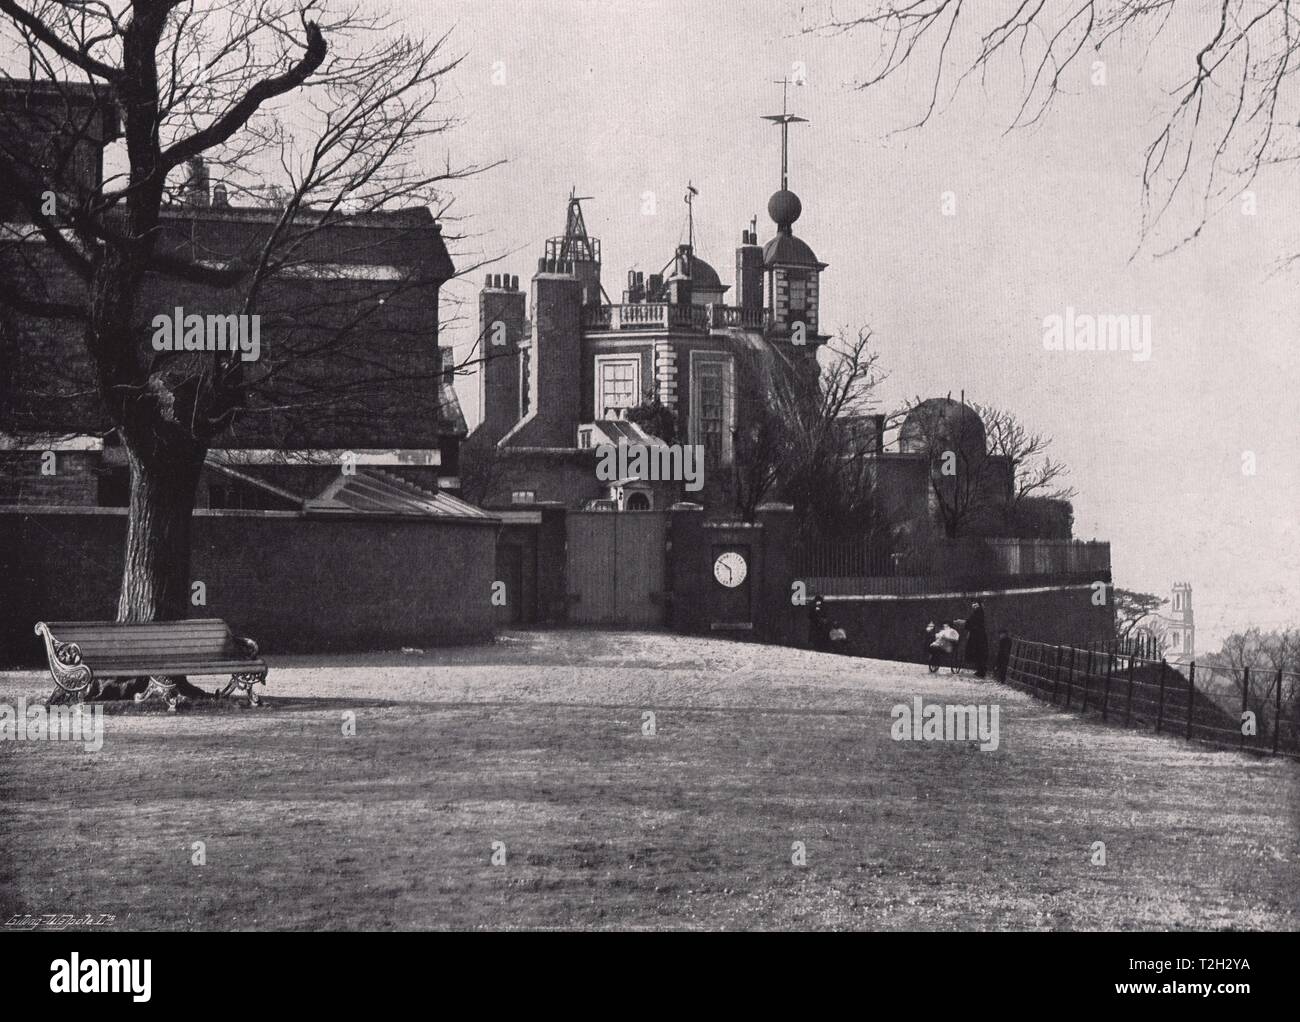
[62,641,243,655]
[92,660,266,675]
[63,638,242,651]
[49,626,233,639]
[47,618,231,625]
[47,620,232,631]
[76,652,251,665]
[50,630,234,640]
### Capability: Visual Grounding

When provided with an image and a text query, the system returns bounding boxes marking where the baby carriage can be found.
[925,620,965,674]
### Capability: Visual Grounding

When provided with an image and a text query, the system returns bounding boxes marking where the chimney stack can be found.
[736,224,763,313]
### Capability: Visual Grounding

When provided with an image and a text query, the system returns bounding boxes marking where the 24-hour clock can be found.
[713,551,748,588]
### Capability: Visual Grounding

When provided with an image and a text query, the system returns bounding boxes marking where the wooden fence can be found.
[795,536,1111,596]
[998,637,1300,759]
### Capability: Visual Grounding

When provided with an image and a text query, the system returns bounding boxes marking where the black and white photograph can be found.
[0,0,1296,989]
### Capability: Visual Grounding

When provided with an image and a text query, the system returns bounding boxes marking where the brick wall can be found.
[0,451,101,506]
[0,507,498,666]
[473,449,602,509]
[821,585,1115,664]
[665,502,1112,659]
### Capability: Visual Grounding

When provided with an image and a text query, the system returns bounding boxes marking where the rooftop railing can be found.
[582,302,770,333]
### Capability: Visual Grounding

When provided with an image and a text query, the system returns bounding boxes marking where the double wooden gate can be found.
[565,511,667,626]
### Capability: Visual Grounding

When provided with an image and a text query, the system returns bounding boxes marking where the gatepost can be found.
[667,501,797,642]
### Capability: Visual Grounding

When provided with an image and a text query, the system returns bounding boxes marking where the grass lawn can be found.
[1,630,1297,930]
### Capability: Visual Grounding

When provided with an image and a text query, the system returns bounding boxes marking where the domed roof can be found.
[762,231,822,269]
[899,398,986,455]
[690,254,725,292]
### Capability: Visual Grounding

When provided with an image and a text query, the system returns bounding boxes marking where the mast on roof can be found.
[762,77,808,191]
[684,180,699,277]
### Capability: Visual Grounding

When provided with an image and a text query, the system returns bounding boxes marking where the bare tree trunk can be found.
[117,439,204,624]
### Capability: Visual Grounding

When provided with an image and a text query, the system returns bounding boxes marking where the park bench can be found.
[34,619,267,711]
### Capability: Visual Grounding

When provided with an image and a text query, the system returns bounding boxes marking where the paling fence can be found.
[794,535,1111,595]
[1001,637,1300,759]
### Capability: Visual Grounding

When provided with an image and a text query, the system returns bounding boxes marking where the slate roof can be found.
[304,469,493,519]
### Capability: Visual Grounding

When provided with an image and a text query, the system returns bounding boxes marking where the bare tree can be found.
[901,397,1074,538]
[0,1,488,663]
[811,1,1300,255]
[732,325,894,534]
[1259,626,1300,675]
[982,404,1076,512]
[1215,627,1265,674]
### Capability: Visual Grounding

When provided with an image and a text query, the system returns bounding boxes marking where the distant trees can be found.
[1200,628,1299,727]
[1208,627,1300,677]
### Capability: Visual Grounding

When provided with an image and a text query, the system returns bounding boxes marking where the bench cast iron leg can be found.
[225,672,266,707]
[134,676,182,711]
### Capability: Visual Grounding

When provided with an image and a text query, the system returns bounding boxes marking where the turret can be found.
[760,83,826,344]
[544,189,603,306]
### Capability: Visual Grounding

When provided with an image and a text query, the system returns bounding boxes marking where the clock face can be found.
[713,551,748,588]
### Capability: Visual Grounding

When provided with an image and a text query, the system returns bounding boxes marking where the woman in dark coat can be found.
[809,597,831,652]
[964,600,989,678]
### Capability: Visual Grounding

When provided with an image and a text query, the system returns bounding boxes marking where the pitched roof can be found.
[590,419,663,445]
[304,469,493,519]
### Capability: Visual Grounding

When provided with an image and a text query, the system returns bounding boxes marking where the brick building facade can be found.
[0,78,468,513]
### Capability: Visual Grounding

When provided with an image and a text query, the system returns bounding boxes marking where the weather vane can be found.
[684,180,698,252]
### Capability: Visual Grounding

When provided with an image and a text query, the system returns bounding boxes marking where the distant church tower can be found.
[1166,582,1194,660]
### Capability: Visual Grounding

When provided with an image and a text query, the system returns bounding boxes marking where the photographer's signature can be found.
[5,913,116,931]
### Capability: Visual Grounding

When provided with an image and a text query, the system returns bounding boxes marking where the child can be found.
[932,621,960,655]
